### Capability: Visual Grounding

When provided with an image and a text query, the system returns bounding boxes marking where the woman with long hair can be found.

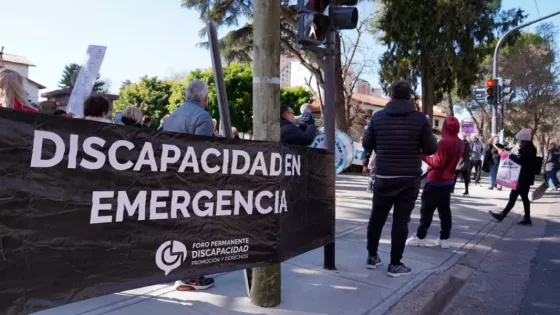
[489,129,537,225]
[0,68,37,112]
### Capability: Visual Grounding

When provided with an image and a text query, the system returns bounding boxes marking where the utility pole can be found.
[491,9,560,135]
[249,0,282,307]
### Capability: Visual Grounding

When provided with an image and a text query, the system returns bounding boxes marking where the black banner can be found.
[0,109,335,314]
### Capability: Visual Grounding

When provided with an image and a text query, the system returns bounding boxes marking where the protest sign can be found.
[496,153,521,190]
[461,121,475,134]
[66,45,107,116]
[0,109,335,314]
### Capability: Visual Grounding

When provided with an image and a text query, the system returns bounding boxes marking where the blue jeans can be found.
[546,170,559,189]
[489,164,500,188]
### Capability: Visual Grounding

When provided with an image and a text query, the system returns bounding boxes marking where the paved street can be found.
[444,191,560,315]
[35,174,555,315]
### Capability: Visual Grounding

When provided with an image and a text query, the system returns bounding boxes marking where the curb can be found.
[385,210,521,315]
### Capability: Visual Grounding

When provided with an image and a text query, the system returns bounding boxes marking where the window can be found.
[434,119,440,128]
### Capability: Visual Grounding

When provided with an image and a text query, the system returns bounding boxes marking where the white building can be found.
[280,54,321,96]
[2,54,46,104]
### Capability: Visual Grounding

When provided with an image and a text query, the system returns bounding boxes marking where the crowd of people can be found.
[360,79,550,278]
[2,66,557,283]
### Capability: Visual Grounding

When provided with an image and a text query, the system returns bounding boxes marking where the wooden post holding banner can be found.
[66,45,107,117]
[207,22,233,138]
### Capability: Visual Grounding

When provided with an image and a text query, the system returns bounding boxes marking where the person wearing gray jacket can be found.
[162,79,215,291]
[163,80,215,137]
[470,135,484,184]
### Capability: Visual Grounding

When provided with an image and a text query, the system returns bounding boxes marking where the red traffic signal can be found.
[486,79,495,88]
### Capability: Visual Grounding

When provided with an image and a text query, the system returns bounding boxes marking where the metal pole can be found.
[323,22,336,271]
[491,10,560,135]
[207,22,233,138]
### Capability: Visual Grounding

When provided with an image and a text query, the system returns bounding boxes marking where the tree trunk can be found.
[250,0,282,307]
[444,92,454,117]
[464,103,480,131]
[334,33,348,132]
[421,69,435,127]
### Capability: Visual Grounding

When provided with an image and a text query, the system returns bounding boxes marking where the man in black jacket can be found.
[280,105,317,146]
[363,80,438,277]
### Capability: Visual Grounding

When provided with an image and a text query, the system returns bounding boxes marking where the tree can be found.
[169,63,312,133]
[499,24,560,147]
[120,80,132,90]
[113,76,173,127]
[340,13,376,134]
[58,63,108,93]
[280,86,312,112]
[181,0,373,132]
[375,0,525,123]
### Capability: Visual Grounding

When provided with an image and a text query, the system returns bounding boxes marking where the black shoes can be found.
[387,264,412,277]
[518,218,532,225]
[366,255,382,270]
[489,211,505,222]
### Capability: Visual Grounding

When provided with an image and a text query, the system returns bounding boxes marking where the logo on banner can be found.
[156,240,187,275]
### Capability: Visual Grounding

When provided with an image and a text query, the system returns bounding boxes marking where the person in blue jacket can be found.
[280,105,317,146]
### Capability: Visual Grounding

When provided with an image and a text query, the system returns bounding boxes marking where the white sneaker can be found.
[406,234,427,247]
[435,238,450,249]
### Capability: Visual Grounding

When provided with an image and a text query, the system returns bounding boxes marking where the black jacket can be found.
[362,99,437,177]
[485,143,504,166]
[280,118,317,146]
[122,117,144,128]
[456,141,472,171]
[510,142,537,188]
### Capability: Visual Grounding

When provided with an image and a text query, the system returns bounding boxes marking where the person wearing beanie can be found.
[489,128,536,225]
[406,116,464,250]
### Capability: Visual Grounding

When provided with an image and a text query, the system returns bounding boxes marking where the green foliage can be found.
[58,63,107,93]
[280,87,312,113]
[117,63,312,134]
[376,0,525,100]
[113,76,173,128]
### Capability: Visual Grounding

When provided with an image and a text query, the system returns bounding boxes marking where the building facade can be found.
[1,54,46,104]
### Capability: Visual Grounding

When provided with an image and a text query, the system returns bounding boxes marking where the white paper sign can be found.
[66,45,107,116]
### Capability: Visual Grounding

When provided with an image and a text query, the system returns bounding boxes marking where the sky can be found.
[1,0,559,97]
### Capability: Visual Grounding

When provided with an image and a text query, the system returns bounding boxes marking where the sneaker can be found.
[488,187,494,190]
[497,187,503,191]
[366,255,383,269]
[463,192,469,197]
[406,234,427,247]
[175,276,214,291]
[387,264,412,277]
[435,238,450,249]
[489,211,504,222]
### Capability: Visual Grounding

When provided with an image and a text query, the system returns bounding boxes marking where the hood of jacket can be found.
[442,116,460,138]
[384,99,416,116]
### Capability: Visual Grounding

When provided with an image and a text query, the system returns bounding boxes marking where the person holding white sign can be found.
[489,129,537,225]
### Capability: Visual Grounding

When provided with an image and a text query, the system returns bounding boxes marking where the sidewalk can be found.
[36,174,523,315]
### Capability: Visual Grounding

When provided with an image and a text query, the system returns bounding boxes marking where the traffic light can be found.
[297,0,359,46]
[332,1,359,30]
[485,79,496,104]
[499,78,514,103]
[297,0,331,46]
